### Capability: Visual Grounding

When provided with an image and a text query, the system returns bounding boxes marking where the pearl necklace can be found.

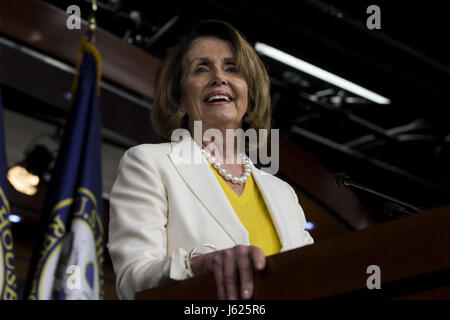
[202,149,251,184]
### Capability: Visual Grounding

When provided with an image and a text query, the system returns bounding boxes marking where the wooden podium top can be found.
[136,205,450,300]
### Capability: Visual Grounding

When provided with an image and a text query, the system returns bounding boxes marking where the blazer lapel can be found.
[250,165,292,251]
[168,133,250,246]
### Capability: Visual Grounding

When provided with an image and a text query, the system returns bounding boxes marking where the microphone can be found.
[334,172,426,216]
[383,202,416,217]
[335,172,352,187]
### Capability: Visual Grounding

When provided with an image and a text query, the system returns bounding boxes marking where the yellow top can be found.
[210,164,282,256]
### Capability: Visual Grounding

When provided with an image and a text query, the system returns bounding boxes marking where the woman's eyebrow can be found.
[190,57,211,65]
[223,57,236,63]
[190,57,236,65]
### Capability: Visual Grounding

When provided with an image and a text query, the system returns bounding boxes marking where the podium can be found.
[136,205,450,299]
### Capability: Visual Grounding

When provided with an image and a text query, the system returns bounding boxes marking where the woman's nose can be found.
[211,78,227,86]
[210,70,227,86]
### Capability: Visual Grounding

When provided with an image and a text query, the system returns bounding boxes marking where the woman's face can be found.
[181,36,249,131]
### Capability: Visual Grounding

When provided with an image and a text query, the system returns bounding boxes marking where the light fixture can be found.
[305,221,315,231]
[7,144,53,196]
[7,166,40,196]
[8,214,21,223]
[254,42,391,105]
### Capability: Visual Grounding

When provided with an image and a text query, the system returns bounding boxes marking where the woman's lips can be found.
[203,91,234,106]
[204,100,233,106]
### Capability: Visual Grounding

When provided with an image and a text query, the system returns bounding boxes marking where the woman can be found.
[108,20,314,300]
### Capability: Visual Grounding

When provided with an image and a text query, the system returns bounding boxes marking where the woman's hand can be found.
[189,245,266,300]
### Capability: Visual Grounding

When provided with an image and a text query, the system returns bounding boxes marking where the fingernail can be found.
[256,262,264,270]
[242,290,250,299]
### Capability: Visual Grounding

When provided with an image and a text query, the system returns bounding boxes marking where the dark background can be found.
[33,0,450,211]
[1,0,450,299]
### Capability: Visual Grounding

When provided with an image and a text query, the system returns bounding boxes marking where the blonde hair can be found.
[151,20,271,142]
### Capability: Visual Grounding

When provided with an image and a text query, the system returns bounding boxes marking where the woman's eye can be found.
[227,66,238,72]
[194,66,208,73]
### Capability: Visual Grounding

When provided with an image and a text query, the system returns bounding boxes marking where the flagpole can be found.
[86,0,97,44]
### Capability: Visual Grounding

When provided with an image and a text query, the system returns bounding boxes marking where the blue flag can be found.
[24,39,104,300]
[0,90,18,300]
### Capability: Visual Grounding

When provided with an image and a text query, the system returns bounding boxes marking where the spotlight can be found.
[7,144,53,196]
[8,214,21,223]
[254,42,391,105]
[305,221,315,231]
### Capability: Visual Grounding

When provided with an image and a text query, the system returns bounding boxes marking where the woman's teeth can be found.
[205,95,232,103]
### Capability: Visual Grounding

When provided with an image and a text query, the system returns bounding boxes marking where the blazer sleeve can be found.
[108,146,191,300]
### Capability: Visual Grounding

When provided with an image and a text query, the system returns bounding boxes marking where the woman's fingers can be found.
[237,246,265,299]
[236,246,254,299]
[249,245,266,271]
[222,249,239,300]
[210,254,226,300]
[191,253,227,299]
[193,245,266,300]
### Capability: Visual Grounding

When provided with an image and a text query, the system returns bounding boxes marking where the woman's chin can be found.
[203,112,242,128]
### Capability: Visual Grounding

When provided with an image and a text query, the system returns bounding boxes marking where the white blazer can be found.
[108,133,314,299]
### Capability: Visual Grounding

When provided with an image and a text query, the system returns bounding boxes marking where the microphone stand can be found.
[335,172,426,217]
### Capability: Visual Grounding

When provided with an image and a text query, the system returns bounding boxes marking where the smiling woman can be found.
[181,36,249,133]
[151,20,271,142]
[108,20,314,300]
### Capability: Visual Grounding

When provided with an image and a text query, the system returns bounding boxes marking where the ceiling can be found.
[5,0,450,213]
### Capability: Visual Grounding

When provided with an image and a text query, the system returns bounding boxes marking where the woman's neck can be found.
[202,139,240,164]
[190,126,244,165]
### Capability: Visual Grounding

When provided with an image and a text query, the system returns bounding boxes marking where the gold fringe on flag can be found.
[69,37,102,105]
